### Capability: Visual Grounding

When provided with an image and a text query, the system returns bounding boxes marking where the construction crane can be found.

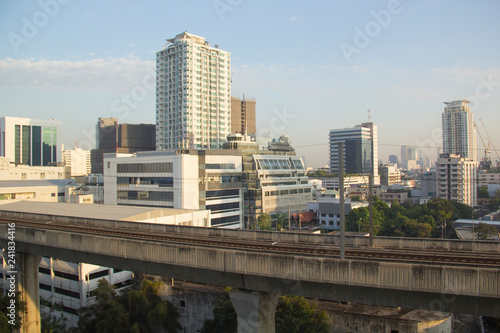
[474,122,491,160]
[479,119,500,163]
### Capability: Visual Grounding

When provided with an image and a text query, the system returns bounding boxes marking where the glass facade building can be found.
[0,117,61,166]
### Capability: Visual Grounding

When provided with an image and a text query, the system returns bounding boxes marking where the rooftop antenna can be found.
[367,109,372,122]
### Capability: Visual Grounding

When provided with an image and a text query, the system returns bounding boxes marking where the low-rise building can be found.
[0,201,211,326]
[0,157,69,180]
[0,179,75,202]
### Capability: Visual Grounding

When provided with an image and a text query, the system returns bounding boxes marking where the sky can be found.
[1,0,499,168]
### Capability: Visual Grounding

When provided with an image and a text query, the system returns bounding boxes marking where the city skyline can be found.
[1,0,499,167]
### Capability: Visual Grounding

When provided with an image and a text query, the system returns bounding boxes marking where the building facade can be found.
[436,153,477,206]
[230,96,256,135]
[222,134,312,226]
[62,147,91,177]
[91,118,156,174]
[0,117,61,166]
[0,157,69,180]
[329,122,378,177]
[379,165,401,186]
[442,100,477,162]
[104,150,243,228]
[156,32,231,150]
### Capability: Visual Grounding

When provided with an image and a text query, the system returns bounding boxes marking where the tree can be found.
[275,296,329,333]
[476,222,498,240]
[40,298,70,333]
[276,213,288,230]
[0,290,26,332]
[201,292,329,333]
[478,186,490,199]
[349,195,361,202]
[257,213,272,231]
[76,278,181,333]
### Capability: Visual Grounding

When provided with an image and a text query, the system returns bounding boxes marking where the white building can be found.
[62,147,91,176]
[442,100,477,162]
[308,193,368,231]
[0,201,211,326]
[329,122,378,178]
[436,153,477,206]
[478,171,500,187]
[0,179,75,202]
[0,157,69,180]
[104,150,243,228]
[0,117,61,166]
[379,165,401,186]
[156,32,231,150]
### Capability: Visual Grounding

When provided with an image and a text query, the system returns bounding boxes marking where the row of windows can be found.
[117,162,173,173]
[117,191,174,202]
[206,201,239,212]
[264,188,311,196]
[117,177,173,187]
[211,214,240,226]
[206,189,239,198]
[205,163,235,169]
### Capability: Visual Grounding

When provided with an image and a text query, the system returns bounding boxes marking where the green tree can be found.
[257,213,272,231]
[201,292,329,333]
[478,187,490,199]
[275,296,329,333]
[200,288,237,333]
[476,222,498,240]
[276,213,288,230]
[40,298,70,333]
[349,195,361,202]
[76,278,181,333]
[0,290,26,332]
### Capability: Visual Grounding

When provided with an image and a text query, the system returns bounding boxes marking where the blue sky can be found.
[1,0,499,167]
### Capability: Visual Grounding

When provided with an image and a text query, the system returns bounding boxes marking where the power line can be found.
[294,142,500,153]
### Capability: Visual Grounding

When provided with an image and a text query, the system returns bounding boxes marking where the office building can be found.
[104,150,243,228]
[91,118,155,174]
[62,147,91,177]
[329,122,378,178]
[156,32,231,150]
[222,134,312,226]
[230,96,256,135]
[436,153,477,206]
[0,117,61,166]
[442,100,477,161]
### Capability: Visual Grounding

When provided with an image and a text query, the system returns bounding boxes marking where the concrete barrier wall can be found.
[1,210,499,254]
[4,223,498,301]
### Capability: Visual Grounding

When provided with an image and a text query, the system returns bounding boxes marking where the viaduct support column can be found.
[17,253,41,333]
[229,289,279,333]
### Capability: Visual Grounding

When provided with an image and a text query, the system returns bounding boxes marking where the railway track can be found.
[1,218,499,267]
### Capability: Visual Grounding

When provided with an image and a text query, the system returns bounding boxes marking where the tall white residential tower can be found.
[156,32,231,150]
[442,100,477,162]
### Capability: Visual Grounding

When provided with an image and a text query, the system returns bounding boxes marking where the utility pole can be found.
[369,174,373,247]
[339,142,345,260]
[288,202,291,230]
[299,202,301,230]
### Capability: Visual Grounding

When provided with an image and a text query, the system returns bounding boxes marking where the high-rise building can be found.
[442,100,477,161]
[156,32,231,150]
[62,147,91,176]
[91,118,155,174]
[0,117,61,166]
[329,122,378,178]
[230,96,256,135]
[436,153,477,206]
[401,145,418,162]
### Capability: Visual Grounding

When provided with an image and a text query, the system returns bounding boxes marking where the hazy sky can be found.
[1,0,499,167]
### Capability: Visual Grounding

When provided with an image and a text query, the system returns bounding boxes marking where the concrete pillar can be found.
[17,253,42,333]
[229,289,279,333]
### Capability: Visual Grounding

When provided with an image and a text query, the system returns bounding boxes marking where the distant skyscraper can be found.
[442,100,477,161]
[156,32,231,150]
[0,117,61,166]
[389,154,398,165]
[401,145,418,162]
[329,122,378,177]
[230,96,256,135]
